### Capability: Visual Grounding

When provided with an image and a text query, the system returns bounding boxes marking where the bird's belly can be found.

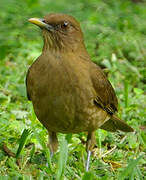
[33,91,109,133]
[30,60,110,133]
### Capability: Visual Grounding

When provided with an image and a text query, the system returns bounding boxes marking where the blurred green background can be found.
[0,0,146,179]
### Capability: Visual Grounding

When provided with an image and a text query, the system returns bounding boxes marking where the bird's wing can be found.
[90,63,118,114]
[89,63,134,132]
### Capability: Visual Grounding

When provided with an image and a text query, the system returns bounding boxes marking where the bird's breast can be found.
[27,54,107,133]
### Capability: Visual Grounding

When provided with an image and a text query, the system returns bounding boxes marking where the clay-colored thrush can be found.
[27,13,133,171]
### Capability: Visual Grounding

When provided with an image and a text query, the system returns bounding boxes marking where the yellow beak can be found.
[28,18,54,31]
[28,18,46,27]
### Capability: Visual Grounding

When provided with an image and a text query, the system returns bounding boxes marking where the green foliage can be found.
[56,136,68,180]
[82,171,94,180]
[16,129,32,159]
[0,0,146,179]
[35,131,52,172]
[118,155,144,180]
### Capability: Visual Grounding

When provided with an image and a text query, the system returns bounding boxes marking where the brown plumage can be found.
[27,13,133,170]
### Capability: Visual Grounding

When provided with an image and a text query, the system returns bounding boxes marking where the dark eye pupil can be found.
[63,22,68,27]
[42,19,46,23]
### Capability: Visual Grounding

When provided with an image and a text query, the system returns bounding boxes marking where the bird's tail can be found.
[100,114,134,132]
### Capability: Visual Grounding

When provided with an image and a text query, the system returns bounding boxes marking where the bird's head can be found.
[29,13,84,52]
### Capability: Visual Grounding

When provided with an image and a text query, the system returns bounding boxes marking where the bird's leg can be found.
[48,132,58,157]
[86,131,96,171]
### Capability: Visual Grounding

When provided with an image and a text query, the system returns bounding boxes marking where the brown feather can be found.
[100,115,134,132]
[26,13,133,153]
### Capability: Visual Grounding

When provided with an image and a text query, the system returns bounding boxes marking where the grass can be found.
[0,0,146,179]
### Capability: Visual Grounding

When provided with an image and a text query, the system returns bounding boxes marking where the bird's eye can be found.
[62,21,68,28]
[42,19,46,23]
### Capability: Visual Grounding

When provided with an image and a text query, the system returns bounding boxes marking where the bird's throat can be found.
[42,30,85,53]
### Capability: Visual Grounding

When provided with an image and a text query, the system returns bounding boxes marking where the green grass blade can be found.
[124,80,129,108]
[135,166,143,180]
[56,136,68,180]
[29,143,35,162]
[16,129,32,159]
[82,172,94,180]
[97,130,102,157]
[35,132,52,172]
[118,155,143,180]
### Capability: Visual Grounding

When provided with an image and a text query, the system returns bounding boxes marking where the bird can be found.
[27,13,134,171]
